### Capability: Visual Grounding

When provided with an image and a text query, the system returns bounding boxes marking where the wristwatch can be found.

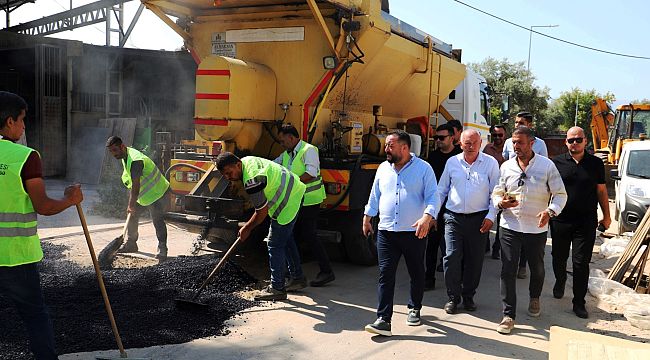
[546,209,557,218]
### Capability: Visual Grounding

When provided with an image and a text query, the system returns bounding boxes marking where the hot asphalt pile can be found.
[0,243,257,359]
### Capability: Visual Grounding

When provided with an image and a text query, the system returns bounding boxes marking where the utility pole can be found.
[528,24,559,71]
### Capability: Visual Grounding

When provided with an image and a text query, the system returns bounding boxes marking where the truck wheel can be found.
[342,210,378,265]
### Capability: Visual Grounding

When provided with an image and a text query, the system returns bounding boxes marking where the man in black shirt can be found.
[551,126,611,318]
[424,123,461,289]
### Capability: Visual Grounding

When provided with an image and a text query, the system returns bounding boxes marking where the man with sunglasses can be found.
[502,112,548,279]
[492,127,566,335]
[483,125,507,259]
[550,127,611,318]
[424,123,461,290]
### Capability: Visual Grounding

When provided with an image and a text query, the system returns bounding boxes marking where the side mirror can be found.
[610,169,621,181]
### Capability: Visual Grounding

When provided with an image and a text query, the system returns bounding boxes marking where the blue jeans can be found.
[0,262,58,360]
[267,217,303,290]
[443,210,488,301]
[376,230,426,322]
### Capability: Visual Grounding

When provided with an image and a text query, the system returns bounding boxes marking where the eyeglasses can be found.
[567,137,584,144]
[518,172,527,187]
[491,133,504,138]
[433,135,450,141]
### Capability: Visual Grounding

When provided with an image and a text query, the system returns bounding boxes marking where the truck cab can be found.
[611,141,650,234]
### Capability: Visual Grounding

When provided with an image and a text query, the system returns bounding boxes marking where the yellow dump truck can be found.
[146,0,491,264]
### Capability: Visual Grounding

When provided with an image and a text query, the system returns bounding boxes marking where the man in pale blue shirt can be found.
[363,130,437,337]
[432,129,500,314]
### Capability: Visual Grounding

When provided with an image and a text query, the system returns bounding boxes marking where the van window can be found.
[627,150,650,178]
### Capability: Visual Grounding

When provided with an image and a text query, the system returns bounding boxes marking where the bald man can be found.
[431,129,501,314]
[551,127,611,318]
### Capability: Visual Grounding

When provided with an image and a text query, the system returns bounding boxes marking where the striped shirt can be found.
[492,153,567,234]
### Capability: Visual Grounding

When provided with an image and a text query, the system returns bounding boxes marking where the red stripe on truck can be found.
[194,118,228,126]
[196,70,231,76]
[195,93,229,100]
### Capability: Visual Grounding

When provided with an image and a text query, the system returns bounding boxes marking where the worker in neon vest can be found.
[274,124,335,288]
[216,152,306,301]
[106,136,170,260]
[0,91,83,359]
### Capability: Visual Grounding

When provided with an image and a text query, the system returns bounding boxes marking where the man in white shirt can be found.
[432,129,500,314]
[492,127,567,335]
[501,111,548,279]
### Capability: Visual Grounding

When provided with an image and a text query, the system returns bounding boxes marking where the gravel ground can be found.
[0,243,258,359]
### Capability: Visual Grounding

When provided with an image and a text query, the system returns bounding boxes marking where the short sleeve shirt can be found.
[552,152,605,221]
[244,176,268,210]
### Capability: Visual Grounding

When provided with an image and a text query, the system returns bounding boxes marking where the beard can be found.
[386,152,400,164]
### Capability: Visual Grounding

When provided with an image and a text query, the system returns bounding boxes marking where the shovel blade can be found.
[97,235,124,269]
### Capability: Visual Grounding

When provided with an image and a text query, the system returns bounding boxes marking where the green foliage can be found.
[541,89,616,144]
[468,57,551,133]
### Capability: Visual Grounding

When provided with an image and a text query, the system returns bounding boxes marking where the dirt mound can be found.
[0,243,257,359]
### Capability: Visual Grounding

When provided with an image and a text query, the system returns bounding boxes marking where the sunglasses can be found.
[567,137,584,144]
[518,172,527,187]
[491,133,504,138]
[433,135,450,141]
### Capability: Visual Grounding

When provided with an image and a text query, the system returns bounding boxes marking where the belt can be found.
[446,209,488,218]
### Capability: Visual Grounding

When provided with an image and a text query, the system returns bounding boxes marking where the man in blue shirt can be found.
[432,129,500,314]
[363,130,437,336]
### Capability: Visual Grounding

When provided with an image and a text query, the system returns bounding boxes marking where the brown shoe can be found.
[497,316,515,334]
[528,298,541,317]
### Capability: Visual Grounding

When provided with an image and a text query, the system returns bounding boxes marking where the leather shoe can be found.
[309,271,335,287]
[553,280,565,299]
[463,297,477,312]
[444,299,459,314]
[573,304,588,319]
[491,250,500,260]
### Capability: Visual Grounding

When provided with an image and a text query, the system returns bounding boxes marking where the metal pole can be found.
[527,25,559,71]
[574,93,579,126]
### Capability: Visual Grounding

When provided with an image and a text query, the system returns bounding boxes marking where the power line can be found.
[453,0,650,60]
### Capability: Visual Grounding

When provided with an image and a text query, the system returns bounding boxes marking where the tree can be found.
[469,57,551,132]
[630,99,650,104]
[542,88,616,144]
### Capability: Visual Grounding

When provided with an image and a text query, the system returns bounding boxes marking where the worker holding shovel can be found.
[0,91,83,360]
[216,152,306,301]
[106,136,170,260]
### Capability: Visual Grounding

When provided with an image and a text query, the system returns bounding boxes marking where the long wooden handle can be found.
[192,237,241,300]
[121,212,131,239]
[76,204,128,358]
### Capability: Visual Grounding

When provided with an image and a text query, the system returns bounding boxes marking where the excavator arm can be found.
[591,98,615,151]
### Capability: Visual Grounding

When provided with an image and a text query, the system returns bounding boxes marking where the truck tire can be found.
[342,210,378,265]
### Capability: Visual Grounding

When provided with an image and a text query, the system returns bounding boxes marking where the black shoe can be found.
[463,297,477,312]
[491,250,500,260]
[553,280,565,299]
[424,278,436,291]
[309,271,335,287]
[285,277,308,292]
[444,299,459,314]
[117,242,138,253]
[254,286,287,301]
[365,318,392,336]
[573,304,589,319]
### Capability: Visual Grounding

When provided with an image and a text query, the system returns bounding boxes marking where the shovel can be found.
[97,213,131,269]
[175,237,242,309]
[76,204,149,360]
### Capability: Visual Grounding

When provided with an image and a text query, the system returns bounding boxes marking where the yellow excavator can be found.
[591,98,650,164]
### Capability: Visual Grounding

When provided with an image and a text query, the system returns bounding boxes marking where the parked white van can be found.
[611,141,650,234]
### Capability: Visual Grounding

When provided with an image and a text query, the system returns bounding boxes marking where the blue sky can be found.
[3,0,648,103]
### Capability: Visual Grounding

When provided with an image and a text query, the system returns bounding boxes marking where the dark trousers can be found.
[293,205,332,274]
[425,209,445,281]
[443,210,488,301]
[376,230,426,322]
[492,212,502,253]
[0,263,58,360]
[269,217,303,290]
[499,227,547,319]
[126,193,168,250]
[550,218,597,306]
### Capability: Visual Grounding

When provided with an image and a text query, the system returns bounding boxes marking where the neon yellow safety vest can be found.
[121,147,169,206]
[242,156,305,225]
[281,141,326,206]
[0,140,43,266]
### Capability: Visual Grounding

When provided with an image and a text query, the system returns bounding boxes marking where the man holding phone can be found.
[492,127,566,335]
